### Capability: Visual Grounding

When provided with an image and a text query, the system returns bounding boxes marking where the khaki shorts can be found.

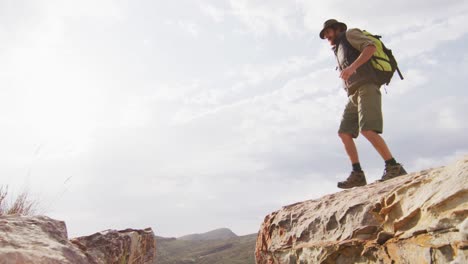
[338,83,383,138]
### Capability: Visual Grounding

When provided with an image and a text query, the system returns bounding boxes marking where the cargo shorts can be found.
[338,83,383,138]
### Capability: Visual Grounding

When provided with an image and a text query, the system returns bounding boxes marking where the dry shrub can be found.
[0,185,37,216]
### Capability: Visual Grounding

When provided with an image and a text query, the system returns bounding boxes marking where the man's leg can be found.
[356,83,392,160]
[339,132,360,164]
[360,130,392,161]
[357,83,407,181]
[338,99,361,168]
[337,99,367,189]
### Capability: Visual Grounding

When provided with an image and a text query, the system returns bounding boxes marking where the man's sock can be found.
[352,162,363,172]
[385,157,398,166]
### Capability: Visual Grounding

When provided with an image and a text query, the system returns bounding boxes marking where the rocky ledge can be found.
[255,156,468,264]
[0,215,156,264]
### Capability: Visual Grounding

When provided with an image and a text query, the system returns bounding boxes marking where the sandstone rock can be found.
[0,215,91,264]
[70,228,156,264]
[0,215,156,264]
[255,156,468,264]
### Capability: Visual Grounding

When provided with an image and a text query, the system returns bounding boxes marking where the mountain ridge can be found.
[156,231,258,264]
[177,227,239,241]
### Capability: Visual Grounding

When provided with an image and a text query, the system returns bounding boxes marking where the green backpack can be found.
[362,31,404,86]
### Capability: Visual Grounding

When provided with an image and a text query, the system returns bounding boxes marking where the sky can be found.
[0,0,467,238]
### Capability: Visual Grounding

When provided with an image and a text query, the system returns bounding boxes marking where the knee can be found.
[338,132,353,142]
[360,130,376,139]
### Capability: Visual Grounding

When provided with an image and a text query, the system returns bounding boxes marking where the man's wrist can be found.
[348,63,358,72]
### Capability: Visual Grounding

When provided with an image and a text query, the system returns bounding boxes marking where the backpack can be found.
[362,30,404,86]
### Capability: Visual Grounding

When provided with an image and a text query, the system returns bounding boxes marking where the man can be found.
[319,19,407,189]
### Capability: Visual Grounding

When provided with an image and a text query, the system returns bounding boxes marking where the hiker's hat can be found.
[319,19,347,39]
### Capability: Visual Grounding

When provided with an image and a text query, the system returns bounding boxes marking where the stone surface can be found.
[71,228,156,264]
[255,156,468,264]
[0,215,156,264]
[0,215,91,264]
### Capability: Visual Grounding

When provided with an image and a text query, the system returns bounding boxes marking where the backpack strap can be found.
[396,67,404,80]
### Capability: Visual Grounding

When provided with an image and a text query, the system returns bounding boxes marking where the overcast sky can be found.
[1,0,467,238]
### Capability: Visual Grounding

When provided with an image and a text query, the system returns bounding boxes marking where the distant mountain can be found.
[154,235,176,242]
[177,228,238,241]
[155,231,258,264]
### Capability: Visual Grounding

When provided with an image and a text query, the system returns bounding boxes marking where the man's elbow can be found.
[365,44,377,54]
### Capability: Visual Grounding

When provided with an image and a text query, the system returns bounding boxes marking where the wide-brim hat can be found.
[319,19,347,39]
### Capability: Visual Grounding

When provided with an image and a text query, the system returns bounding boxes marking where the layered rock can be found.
[0,215,91,263]
[255,156,468,263]
[71,228,156,264]
[0,215,156,264]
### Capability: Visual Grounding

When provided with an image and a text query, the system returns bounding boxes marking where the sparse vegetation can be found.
[155,233,257,264]
[0,185,38,216]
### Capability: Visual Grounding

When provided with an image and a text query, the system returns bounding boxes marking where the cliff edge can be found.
[255,156,468,264]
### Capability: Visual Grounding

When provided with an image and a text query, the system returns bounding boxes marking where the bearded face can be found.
[323,27,342,46]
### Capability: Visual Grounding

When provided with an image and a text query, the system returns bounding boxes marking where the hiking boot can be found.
[379,163,408,182]
[337,170,367,189]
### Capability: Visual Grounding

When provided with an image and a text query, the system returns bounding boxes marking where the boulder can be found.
[71,228,156,264]
[0,215,156,264]
[0,215,91,264]
[255,156,468,263]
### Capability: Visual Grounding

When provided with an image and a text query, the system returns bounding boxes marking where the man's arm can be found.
[340,44,376,81]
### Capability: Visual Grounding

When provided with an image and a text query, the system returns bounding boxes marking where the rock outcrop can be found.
[71,228,156,264]
[0,215,91,263]
[0,215,156,264]
[255,156,468,264]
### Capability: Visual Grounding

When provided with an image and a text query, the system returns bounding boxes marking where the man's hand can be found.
[340,44,377,82]
[340,66,356,82]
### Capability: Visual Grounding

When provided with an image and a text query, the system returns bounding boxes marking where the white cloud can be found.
[200,3,226,23]
[387,69,428,95]
[437,107,463,132]
[225,0,468,50]
[411,151,468,172]
[228,0,303,36]
[164,19,201,36]
[167,55,324,124]
[238,56,319,85]
[388,12,468,60]
[300,0,468,33]
[50,0,128,19]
